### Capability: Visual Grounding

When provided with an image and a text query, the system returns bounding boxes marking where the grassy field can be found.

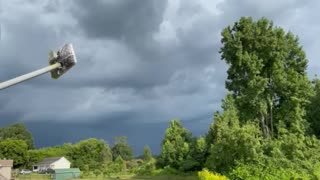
[72,174,198,180]
[75,176,197,180]
[17,174,198,180]
[76,177,197,180]
[15,173,51,179]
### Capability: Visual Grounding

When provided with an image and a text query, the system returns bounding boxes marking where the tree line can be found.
[2,17,320,179]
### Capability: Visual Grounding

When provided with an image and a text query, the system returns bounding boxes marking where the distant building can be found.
[53,168,80,180]
[0,160,13,180]
[33,157,71,172]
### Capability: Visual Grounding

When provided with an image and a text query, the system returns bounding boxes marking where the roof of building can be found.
[0,160,13,167]
[54,168,80,174]
[34,157,68,166]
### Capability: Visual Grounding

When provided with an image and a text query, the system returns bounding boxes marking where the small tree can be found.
[112,136,134,161]
[160,119,192,169]
[143,145,152,162]
[109,156,126,174]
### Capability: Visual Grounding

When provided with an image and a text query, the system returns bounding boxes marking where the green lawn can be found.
[75,176,197,180]
[17,173,197,180]
[15,173,51,180]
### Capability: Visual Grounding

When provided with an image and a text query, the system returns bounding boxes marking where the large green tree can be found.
[220,17,313,137]
[0,123,34,149]
[205,16,320,178]
[69,138,112,170]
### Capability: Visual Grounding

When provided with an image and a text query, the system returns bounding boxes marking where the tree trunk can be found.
[270,100,274,137]
[260,112,268,138]
[266,97,274,138]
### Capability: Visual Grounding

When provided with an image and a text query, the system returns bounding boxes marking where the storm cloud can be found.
[0,0,319,154]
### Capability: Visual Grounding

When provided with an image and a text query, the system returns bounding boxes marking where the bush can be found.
[136,162,156,175]
[179,158,201,172]
[151,166,179,176]
[198,169,228,180]
[229,157,311,180]
[129,158,157,176]
[205,123,263,173]
[126,160,139,170]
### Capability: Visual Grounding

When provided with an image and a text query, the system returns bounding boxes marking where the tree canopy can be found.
[220,17,313,137]
[160,120,193,169]
[0,123,34,149]
[0,139,29,168]
[112,136,134,161]
[69,138,112,170]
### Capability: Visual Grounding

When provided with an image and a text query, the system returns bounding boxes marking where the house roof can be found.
[0,160,13,167]
[34,157,68,166]
[54,168,80,173]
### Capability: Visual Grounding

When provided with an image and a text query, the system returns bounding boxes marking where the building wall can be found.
[51,157,71,169]
[0,167,12,180]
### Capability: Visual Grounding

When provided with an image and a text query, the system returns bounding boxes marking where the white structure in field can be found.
[33,157,71,172]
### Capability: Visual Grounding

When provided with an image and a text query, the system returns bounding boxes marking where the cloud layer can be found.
[0,0,319,154]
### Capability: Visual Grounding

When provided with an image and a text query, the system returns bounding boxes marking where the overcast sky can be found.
[0,0,319,155]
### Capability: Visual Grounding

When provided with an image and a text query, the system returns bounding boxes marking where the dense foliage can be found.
[143,145,152,162]
[69,138,112,170]
[0,123,34,149]
[210,17,320,179]
[159,120,193,169]
[0,139,29,168]
[198,169,228,180]
[307,78,320,137]
[220,17,312,137]
[112,136,134,161]
[2,17,320,180]
[157,17,320,179]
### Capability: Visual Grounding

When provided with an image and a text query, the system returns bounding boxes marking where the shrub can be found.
[150,166,179,176]
[126,160,139,170]
[198,169,228,180]
[179,158,201,172]
[136,162,156,175]
[229,157,311,180]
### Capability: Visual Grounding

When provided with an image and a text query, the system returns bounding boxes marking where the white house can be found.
[0,160,13,180]
[33,157,71,172]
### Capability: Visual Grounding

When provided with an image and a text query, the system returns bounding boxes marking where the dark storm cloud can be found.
[25,120,169,155]
[25,115,212,155]
[70,0,168,40]
[57,0,226,91]
[0,0,319,152]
